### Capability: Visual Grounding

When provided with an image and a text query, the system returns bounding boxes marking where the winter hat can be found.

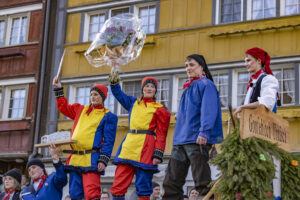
[4,168,22,184]
[245,47,273,75]
[26,158,45,170]
[141,77,158,93]
[90,84,108,101]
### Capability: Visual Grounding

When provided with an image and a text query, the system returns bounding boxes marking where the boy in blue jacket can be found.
[21,144,67,200]
[162,54,223,200]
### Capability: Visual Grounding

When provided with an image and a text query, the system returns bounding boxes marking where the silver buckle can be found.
[134,129,138,133]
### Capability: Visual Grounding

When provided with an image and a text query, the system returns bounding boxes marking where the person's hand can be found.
[196,136,207,145]
[234,106,243,119]
[53,76,62,88]
[49,143,60,162]
[108,71,120,85]
[152,158,161,165]
[98,162,106,172]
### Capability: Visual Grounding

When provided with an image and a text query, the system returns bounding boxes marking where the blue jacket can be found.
[173,77,223,145]
[20,161,67,200]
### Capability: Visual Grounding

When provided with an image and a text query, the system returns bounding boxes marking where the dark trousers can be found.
[162,144,211,200]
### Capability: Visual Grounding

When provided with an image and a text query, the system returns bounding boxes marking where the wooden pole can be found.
[202,178,221,200]
[228,104,235,129]
[56,49,66,79]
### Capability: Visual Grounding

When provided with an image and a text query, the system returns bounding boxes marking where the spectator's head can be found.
[151,182,161,198]
[141,77,158,98]
[188,188,199,200]
[101,191,111,200]
[183,194,189,200]
[90,84,108,105]
[185,54,213,82]
[3,168,22,191]
[21,174,28,185]
[26,158,46,180]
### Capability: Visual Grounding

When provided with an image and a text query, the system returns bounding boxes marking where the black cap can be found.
[4,168,22,184]
[26,158,45,170]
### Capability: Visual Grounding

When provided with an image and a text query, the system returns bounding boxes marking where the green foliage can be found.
[210,127,300,200]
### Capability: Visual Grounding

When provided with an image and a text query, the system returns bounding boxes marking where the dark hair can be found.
[101,191,111,198]
[186,54,214,82]
[188,187,198,197]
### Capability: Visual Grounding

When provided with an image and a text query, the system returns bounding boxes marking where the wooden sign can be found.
[34,140,77,148]
[240,105,290,152]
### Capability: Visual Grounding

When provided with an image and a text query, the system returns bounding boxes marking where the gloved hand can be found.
[109,71,120,85]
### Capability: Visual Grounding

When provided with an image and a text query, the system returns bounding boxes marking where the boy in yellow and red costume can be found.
[109,75,170,200]
[53,77,118,200]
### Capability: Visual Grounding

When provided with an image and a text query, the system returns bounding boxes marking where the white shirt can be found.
[244,74,279,111]
[33,179,42,191]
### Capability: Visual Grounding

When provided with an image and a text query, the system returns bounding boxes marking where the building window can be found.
[237,72,250,106]
[105,86,115,113]
[75,86,90,105]
[111,7,130,17]
[0,20,5,46]
[220,0,242,23]
[273,67,295,105]
[156,79,169,108]
[120,80,141,115]
[0,14,28,47]
[252,0,276,19]
[213,72,229,108]
[8,89,26,119]
[138,5,156,34]
[88,13,105,41]
[284,0,300,15]
[176,77,188,111]
[10,16,27,45]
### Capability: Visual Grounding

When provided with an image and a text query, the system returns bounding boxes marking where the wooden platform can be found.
[34,140,77,148]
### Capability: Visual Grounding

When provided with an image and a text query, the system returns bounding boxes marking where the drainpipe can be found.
[29,0,51,160]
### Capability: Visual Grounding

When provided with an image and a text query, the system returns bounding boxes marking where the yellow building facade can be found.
[56,0,300,194]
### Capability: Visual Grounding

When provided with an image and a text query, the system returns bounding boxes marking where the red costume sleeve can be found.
[56,97,82,120]
[154,107,170,151]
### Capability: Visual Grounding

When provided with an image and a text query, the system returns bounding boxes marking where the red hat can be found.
[141,77,158,91]
[245,47,273,75]
[90,84,108,101]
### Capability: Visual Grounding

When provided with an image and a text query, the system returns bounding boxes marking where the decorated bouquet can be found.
[84,13,146,71]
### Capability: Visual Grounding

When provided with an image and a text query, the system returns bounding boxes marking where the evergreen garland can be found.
[210,127,300,200]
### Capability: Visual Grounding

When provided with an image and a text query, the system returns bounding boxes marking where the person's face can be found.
[143,83,156,98]
[152,186,160,197]
[21,175,27,185]
[28,165,44,180]
[90,91,103,106]
[189,189,199,200]
[4,176,16,190]
[101,193,110,200]
[185,58,203,78]
[244,54,262,74]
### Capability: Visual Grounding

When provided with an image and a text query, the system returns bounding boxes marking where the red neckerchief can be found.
[34,175,48,190]
[3,189,15,200]
[183,73,205,89]
[142,97,155,107]
[86,104,104,116]
[247,69,264,90]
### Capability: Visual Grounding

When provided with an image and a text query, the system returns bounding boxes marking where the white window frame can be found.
[212,70,230,109]
[155,76,170,108]
[232,68,249,108]
[109,6,131,18]
[69,83,93,105]
[0,17,7,47]
[246,0,277,20]
[117,79,141,116]
[1,12,30,47]
[134,2,157,33]
[215,0,244,24]
[272,64,296,106]
[280,0,300,16]
[1,85,28,120]
[83,10,106,42]
[172,74,188,113]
